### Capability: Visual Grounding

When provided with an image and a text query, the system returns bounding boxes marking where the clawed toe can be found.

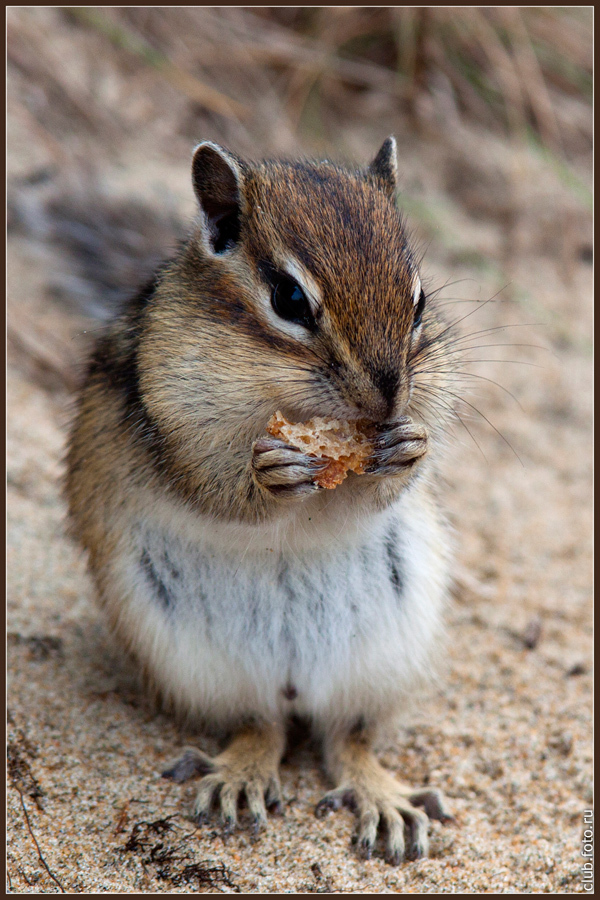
[218,783,239,828]
[245,781,268,830]
[162,747,215,783]
[315,786,355,818]
[265,776,284,815]
[193,773,224,823]
[355,806,378,859]
[381,808,405,865]
[409,787,454,823]
[404,807,430,860]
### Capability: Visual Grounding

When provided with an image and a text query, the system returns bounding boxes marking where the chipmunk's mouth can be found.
[276,400,377,430]
[274,368,411,428]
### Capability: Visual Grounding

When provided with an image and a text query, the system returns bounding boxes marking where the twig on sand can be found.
[14,788,66,893]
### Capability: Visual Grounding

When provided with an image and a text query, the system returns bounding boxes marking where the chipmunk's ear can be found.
[367,136,398,200]
[192,142,246,254]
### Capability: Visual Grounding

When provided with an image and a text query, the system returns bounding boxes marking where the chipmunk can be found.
[65,137,456,865]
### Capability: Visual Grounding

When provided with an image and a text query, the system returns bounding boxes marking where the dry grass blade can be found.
[507,8,563,151]
[468,8,528,138]
[69,7,248,119]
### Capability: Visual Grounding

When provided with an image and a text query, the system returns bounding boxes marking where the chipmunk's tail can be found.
[8,176,187,321]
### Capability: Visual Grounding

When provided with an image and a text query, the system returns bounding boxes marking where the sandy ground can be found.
[7,7,592,894]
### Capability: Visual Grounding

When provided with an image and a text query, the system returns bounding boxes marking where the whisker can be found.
[410,395,452,435]
[426,277,478,299]
[415,369,525,411]
[415,345,548,369]
[453,344,549,355]
[430,385,524,466]
[455,358,545,369]
[426,283,512,349]
[444,322,545,346]
[412,384,488,463]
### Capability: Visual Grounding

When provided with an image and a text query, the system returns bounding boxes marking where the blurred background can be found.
[7,9,593,892]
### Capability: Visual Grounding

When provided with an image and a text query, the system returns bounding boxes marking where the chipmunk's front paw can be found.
[163,726,285,833]
[365,417,428,478]
[252,437,327,499]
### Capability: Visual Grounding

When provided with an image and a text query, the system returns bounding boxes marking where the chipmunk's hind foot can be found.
[317,732,453,865]
[163,724,285,833]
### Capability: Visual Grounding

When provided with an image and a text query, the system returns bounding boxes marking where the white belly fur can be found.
[106,481,450,731]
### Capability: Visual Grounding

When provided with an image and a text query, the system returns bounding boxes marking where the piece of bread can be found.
[266,411,372,489]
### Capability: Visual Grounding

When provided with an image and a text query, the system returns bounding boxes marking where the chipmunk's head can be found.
[146,140,449,441]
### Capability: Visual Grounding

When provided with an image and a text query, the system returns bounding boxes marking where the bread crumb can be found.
[266,411,372,488]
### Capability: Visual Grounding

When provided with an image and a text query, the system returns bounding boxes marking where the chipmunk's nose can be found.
[345,364,404,422]
[371,366,400,419]
[336,356,406,422]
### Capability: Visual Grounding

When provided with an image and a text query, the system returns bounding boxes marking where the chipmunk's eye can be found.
[413,288,426,330]
[271,276,315,329]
